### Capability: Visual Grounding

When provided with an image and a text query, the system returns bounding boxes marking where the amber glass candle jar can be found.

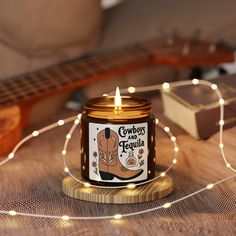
[80,94,156,186]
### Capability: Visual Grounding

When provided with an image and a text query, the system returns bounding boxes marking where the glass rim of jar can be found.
[83,96,151,119]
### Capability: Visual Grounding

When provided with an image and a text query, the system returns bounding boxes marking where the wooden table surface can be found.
[0,96,235,236]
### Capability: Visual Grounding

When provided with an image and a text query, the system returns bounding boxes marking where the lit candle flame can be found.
[114,86,122,109]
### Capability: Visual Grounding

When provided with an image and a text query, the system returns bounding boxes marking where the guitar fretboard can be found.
[0,45,152,106]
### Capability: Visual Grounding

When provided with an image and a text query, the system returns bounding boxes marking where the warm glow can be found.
[58,120,65,126]
[164,127,170,132]
[62,150,67,155]
[173,159,177,164]
[62,215,70,221]
[219,99,225,105]
[160,172,166,177]
[74,119,80,125]
[115,87,122,108]
[84,182,91,187]
[8,153,14,159]
[171,136,176,142]
[174,147,179,152]
[127,183,136,189]
[163,203,171,208]
[32,131,39,137]
[211,84,218,90]
[114,214,122,219]
[206,183,214,189]
[9,210,17,216]
[128,86,136,94]
[226,163,231,168]
[162,82,170,90]
[219,120,224,126]
[192,78,199,85]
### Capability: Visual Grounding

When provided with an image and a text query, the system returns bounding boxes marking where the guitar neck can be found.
[0,45,152,107]
[0,39,234,107]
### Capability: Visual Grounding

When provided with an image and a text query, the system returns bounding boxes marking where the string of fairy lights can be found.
[0,79,235,221]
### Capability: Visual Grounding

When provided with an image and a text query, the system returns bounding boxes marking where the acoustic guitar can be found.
[0,38,234,157]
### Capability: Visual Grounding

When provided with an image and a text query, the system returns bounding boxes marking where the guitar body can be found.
[0,105,22,157]
[0,38,234,157]
[0,92,72,157]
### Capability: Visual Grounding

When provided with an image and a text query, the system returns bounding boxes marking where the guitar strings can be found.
[0,48,150,103]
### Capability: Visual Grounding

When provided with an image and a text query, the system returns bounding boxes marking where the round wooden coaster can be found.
[62,172,173,204]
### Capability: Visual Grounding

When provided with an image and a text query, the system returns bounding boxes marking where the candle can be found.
[80,87,156,186]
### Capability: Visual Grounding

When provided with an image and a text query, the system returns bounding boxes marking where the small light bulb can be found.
[8,210,17,216]
[62,150,67,155]
[206,183,214,189]
[77,114,82,119]
[66,134,71,139]
[74,119,80,125]
[173,159,177,164]
[162,82,170,90]
[32,131,39,137]
[103,94,108,96]
[58,120,65,126]
[174,147,179,152]
[84,182,91,187]
[155,119,159,124]
[226,163,231,168]
[171,136,176,142]
[64,167,69,173]
[163,202,172,208]
[192,78,199,85]
[127,183,136,189]
[219,120,224,126]
[62,215,70,221]
[219,143,224,149]
[219,99,225,105]
[114,214,122,219]
[8,152,14,159]
[127,86,136,94]
[211,84,218,90]
[160,172,166,177]
[164,127,170,132]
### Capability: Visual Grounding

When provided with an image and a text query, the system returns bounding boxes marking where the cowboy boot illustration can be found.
[97,128,143,181]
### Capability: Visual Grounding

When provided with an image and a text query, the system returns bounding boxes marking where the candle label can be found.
[89,122,148,182]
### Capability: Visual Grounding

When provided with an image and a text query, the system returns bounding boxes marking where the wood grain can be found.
[62,172,173,204]
[0,105,22,156]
